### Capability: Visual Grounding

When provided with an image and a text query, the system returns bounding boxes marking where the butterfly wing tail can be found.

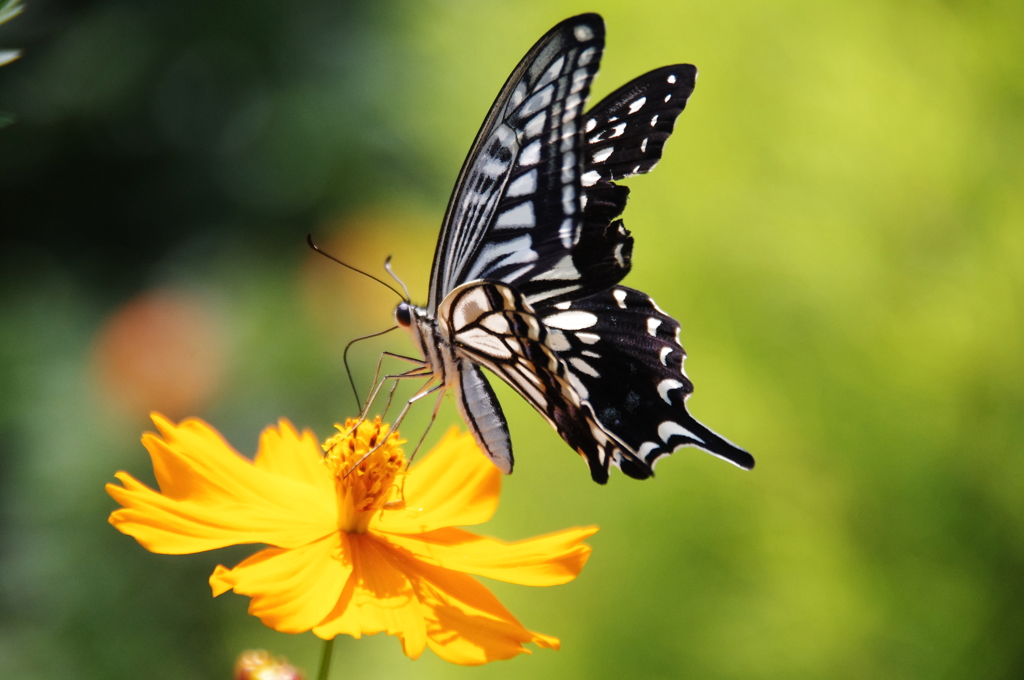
[652,410,755,471]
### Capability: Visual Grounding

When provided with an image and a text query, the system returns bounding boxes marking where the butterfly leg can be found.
[398,386,447,499]
[336,362,432,443]
[355,351,428,419]
[406,386,447,468]
[344,379,443,477]
[383,379,444,436]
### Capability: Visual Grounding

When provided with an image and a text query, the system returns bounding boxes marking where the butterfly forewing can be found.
[582,64,698,184]
[428,14,606,314]
[501,67,699,309]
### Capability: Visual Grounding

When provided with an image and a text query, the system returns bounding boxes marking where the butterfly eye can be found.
[395,302,413,327]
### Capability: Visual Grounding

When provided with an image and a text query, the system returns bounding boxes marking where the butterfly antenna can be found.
[383,256,411,302]
[306,234,405,300]
[343,326,398,405]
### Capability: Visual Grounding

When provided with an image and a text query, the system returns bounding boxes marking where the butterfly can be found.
[390,13,754,483]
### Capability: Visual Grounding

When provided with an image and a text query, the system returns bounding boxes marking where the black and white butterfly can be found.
[388,13,753,483]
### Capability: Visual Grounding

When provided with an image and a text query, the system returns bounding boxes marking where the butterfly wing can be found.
[428,16,698,314]
[427,14,606,314]
[541,285,754,472]
[497,64,701,309]
[581,64,697,185]
[425,15,748,481]
[438,280,642,483]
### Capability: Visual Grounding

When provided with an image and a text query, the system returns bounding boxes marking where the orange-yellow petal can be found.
[313,534,427,658]
[378,525,597,586]
[145,414,331,511]
[393,549,559,665]
[373,428,500,534]
[106,415,335,553]
[209,533,351,634]
[253,419,334,497]
[108,476,327,553]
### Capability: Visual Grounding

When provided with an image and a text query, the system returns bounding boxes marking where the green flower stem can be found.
[316,637,335,680]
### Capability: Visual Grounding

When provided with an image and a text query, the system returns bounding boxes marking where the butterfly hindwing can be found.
[438,280,646,483]
[542,286,755,472]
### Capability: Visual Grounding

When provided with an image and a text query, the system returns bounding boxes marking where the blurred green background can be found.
[2,0,1023,677]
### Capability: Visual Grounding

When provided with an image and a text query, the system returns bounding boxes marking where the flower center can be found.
[322,417,405,534]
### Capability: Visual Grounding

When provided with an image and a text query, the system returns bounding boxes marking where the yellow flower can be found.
[107,414,597,665]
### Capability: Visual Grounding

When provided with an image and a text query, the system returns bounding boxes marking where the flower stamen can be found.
[322,416,406,533]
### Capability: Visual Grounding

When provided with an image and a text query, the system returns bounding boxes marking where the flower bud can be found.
[233,649,302,680]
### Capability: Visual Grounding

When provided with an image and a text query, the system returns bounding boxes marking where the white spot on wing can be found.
[547,329,570,352]
[561,151,576,183]
[520,85,554,117]
[501,264,533,283]
[566,369,589,400]
[536,57,565,90]
[574,24,594,41]
[650,114,659,127]
[527,285,580,305]
[614,243,626,268]
[637,441,659,459]
[545,310,598,330]
[640,137,648,153]
[569,357,600,377]
[659,346,672,365]
[533,254,580,281]
[495,201,535,229]
[457,327,511,359]
[647,317,662,336]
[555,301,572,310]
[658,421,704,444]
[581,170,601,187]
[559,217,574,248]
[562,184,576,215]
[524,111,546,138]
[481,313,510,334]
[657,379,685,404]
[570,67,589,93]
[450,287,489,329]
[481,157,508,177]
[519,140,541,167]
[584,118,597,133]
[506,169,537,197]
[668,74,677,84]
[465,235,537,281]
[628,96,647,114]
[509,82,528,108]
[613,289,627,308]
[592,148,613,164]
[575,332,599,344]
[578,46,596,65]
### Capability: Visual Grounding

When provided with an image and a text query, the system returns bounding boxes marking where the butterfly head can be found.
[394,302,413,328]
